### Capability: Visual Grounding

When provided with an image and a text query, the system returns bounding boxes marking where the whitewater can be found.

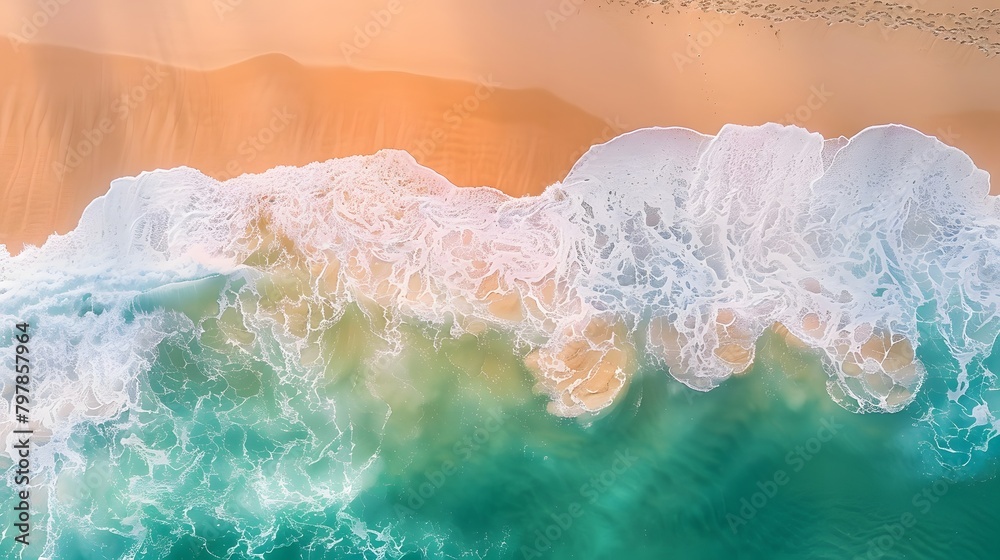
[2,122,999,558]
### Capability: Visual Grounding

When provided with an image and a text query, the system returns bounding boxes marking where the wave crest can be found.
[2,123,998,465]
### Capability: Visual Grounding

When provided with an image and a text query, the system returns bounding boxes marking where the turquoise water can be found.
[15,300,999,559]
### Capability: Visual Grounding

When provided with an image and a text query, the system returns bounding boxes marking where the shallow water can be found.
[3,124,1000,558]
[24,304,1000,559]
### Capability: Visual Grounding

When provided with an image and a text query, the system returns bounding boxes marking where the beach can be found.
[2,2,1000,559]
[0,46,616,252]
[2,0,999,253]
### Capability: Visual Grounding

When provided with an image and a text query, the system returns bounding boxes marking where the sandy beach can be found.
[4,8,1000,556]
[2,0,998,253]
[0,45,618,252]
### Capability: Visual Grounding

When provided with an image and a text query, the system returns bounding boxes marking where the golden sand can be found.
[3,1,998,253]
[0,45,615,253]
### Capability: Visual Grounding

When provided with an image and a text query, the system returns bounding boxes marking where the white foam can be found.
[1,123,997,456]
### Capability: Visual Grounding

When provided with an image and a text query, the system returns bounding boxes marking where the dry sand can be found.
[2,0,999,254]
[0,45,617,252]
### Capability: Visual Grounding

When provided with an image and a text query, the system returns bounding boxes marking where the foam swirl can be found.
[1,123,997,466]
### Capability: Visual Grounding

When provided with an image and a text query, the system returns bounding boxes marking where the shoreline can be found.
[3,1,999,252]
[0,45,617,253]
[3,122,956,418]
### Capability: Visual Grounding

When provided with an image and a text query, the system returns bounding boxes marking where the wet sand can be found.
[2,0,998,254]
[0,45,616,253]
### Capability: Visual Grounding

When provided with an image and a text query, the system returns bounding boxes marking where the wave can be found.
[1,123,998,471]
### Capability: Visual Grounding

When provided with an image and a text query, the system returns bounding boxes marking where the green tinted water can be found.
[35,297,999,560]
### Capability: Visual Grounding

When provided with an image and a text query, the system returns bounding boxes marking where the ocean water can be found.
[2,124,999,559]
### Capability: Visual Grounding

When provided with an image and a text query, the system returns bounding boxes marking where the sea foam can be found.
[2,123,998,472]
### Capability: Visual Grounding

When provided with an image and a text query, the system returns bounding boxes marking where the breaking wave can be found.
[2,122,999,556]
